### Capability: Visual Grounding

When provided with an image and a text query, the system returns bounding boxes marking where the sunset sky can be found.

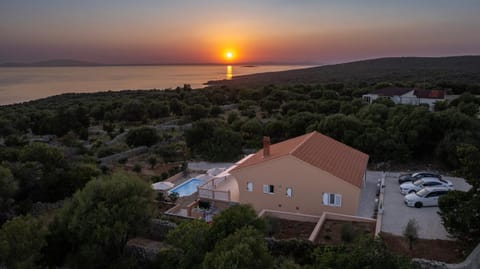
[1,0,480,64]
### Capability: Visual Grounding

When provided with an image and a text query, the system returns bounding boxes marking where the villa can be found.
[196,131,369,217]
[362,87,446,111]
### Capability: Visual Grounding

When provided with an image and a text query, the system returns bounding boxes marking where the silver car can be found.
[400,177,453,195]
[404,186,451,208]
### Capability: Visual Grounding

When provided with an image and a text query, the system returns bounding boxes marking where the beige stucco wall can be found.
[230,155,362,216]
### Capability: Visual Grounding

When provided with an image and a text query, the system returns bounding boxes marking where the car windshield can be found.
[413,179,424,186]
[416,188,428,197]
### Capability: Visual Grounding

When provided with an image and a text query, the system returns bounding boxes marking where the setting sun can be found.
[223,49,236,61]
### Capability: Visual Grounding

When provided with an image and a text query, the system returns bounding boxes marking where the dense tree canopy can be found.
[203,227,273,269]
[438,144,480,245]
[126,127,160,147]
[0,215,47,269]
[44,173,153,268]
[0,166,17,213]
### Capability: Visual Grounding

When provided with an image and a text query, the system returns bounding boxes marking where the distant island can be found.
[0,59,316,67]
[0,59,103,67]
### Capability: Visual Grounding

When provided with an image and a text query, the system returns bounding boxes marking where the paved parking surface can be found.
[381,172,471,240]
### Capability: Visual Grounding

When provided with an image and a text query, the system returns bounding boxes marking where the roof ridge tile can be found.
[289,131,315,155]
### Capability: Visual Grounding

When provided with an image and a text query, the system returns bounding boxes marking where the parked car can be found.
[400,177,453,195]
[404,186,451,208]
[398,171,441,184]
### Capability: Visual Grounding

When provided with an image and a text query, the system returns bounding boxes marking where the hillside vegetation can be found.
[1,57,480,268]
[207,56,480,90]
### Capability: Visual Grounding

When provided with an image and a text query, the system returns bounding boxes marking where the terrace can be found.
[196,154,254,203]
[197,167,239,202]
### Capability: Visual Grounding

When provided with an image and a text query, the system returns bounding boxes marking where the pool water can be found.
[169,178,203,197]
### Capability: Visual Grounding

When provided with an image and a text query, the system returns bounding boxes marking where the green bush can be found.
[340,223,357,243]
[168,192,179,203]
[126,127,159,147]
[133,163,142,173]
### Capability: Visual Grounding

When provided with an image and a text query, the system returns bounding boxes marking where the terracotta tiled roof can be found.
[371,87,413,97]
[232,131,369,188]
[413,89,445,99]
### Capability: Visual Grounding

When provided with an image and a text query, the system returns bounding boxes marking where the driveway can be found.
[381,172,471,240]
[357,171,383,218]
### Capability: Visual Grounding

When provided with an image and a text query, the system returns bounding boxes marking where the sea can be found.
[0,65,311,105]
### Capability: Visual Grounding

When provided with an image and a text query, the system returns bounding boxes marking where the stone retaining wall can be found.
[413,242,480,269]
[149,219,177,241]
[99,146,148,164]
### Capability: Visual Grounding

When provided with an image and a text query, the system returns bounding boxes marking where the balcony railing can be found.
[198,176,231,201]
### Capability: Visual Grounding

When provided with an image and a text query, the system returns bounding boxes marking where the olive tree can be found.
[44,173,153,268]
[0,215,47,269]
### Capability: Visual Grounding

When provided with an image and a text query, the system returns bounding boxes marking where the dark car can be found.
[398,172,441,184]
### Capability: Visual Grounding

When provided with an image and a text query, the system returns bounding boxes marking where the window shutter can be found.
[247,182,253,192]
[335,194,342,207]
[263,185,269,193]
[286,187,292,197]
[322,193,329,205]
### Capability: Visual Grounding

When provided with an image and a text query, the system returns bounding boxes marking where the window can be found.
[246,182,253,192]
[286,187,293,197]
[263,184,274,194]
[322,193,342,207]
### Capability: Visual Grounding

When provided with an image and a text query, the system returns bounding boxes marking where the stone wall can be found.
[31,200,64,216]
[148,219,177,241]
[99,146,148,164]
[413,259,448,269]
[447,242,480,269]
[124,237,164,268]
[413,242,480,269]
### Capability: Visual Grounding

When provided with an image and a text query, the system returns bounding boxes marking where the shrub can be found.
[156,192,165,202]
[341,223,356,243]
[151,176,162,183]
[264,216,280,236]
[126,127,159,147]
[133,163,142,173]
[403,219,419,250]
[168,192,179,203]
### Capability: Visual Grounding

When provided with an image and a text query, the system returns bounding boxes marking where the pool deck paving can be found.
[188,162,234,172]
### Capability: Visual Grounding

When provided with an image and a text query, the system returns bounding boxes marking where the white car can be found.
[404,187,451,208]
[399,177,453,195]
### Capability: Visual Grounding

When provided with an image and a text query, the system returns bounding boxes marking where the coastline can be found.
[0,64,311,106]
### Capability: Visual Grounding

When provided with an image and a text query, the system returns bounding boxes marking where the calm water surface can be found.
[0,65,310,105]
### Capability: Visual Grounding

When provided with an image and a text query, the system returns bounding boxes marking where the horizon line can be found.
[2,54,479,67]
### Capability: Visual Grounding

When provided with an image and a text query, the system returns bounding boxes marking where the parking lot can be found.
[381,172,471,240]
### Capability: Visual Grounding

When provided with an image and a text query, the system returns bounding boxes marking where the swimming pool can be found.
[169,178,203,197]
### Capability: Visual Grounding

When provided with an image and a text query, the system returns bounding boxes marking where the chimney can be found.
[263,136,270,157]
